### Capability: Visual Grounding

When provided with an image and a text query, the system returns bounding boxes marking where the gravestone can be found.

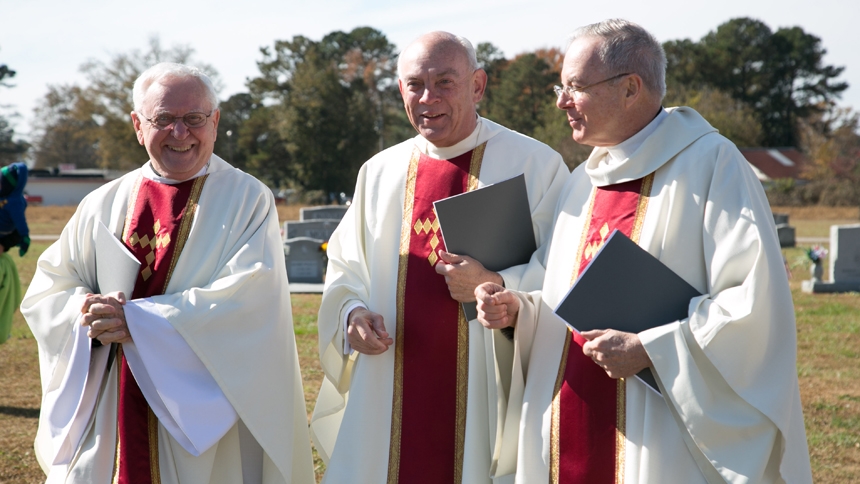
[830,224,860,284]
[773,213,790,226]
[284,237,326,283]
[283,220,340,241]
[301,205,349,221]
[772,213,795,248]
[802,224,860,293]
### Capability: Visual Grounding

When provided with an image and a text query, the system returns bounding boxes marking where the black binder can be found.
[433,174,537,321]
[554,230,702,392]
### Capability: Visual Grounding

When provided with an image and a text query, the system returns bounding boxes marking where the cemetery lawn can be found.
[1,206,858,483]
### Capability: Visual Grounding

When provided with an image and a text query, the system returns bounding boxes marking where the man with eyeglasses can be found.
[312,31,568,483]
[475,19,812,483]
[23,63,314,484]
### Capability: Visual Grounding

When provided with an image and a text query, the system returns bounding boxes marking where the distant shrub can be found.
[765,178,860,206]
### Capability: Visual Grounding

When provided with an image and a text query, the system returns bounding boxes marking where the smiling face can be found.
[398,36,487,148]
[557,36,629,147]
[131,76,220,180]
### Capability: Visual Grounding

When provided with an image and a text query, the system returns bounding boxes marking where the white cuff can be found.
[342,302,366,355]
[123,299,238,456]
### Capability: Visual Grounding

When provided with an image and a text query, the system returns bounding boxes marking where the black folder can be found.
[433,174,537,321]
[554,230,702,393]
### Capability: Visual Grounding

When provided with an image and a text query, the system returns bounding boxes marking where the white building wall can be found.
[26,178,111,206]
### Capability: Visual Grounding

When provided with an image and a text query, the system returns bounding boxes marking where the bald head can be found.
[397,31,487,148]
[397,32,478,80]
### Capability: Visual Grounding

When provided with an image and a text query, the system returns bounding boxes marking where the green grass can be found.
[3,223,860,482]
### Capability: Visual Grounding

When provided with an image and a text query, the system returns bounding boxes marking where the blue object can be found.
[0,163,30,254]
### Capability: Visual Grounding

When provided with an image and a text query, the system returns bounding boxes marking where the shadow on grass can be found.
[0,406,40,419]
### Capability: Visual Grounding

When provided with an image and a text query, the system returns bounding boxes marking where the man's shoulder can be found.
[366,138,416,165]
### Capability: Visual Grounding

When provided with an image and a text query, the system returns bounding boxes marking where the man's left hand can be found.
[435,250,504,302]
[581,329,651,379]
[81,292,131,345]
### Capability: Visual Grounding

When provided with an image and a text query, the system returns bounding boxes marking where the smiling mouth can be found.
[421,113,444,120]
[167,145,192,152]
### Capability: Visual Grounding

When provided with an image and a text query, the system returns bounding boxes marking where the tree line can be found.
[1,18,858,204]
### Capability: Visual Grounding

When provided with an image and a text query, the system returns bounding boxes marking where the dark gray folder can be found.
[554,229,701,393]
[433,174,536,321]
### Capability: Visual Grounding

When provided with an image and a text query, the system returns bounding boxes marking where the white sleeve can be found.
[122,298,238,456]
[341,302,365,355]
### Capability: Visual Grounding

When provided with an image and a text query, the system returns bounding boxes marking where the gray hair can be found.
[132,62,219,113]
[568,19,666,98]
[397,32,479,79]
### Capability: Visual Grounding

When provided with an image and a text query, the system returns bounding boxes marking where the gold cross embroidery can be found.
[413,211,441,266]
[129,219,171,281]
[583,222,610,262]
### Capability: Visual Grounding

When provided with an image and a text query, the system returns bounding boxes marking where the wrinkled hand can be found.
[347,307,393,355]
[475,282,519,330]
[81,292,131,344]
[581,329,651,379]
[435,250,504,302]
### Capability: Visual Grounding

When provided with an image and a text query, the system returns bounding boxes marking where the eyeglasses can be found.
[139,111,214,130]
[554,73,632,100]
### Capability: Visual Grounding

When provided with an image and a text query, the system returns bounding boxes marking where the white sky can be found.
[2,0,858,141]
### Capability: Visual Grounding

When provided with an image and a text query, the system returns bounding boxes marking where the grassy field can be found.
[0,205,858,482]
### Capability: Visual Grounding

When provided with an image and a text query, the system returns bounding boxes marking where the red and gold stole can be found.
[386,144,485,484]
[112,175,207,484]
[549,174,653,484]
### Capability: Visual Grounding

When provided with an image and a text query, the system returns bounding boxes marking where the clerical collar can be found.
[142,160,210,184]
[606,108,669,164]
[419,117,484,160]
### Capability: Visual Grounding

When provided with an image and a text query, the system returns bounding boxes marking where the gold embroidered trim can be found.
[164,174,208,287]
[569,186,598,286]
[121,175,144,244]
[613,172,652,481]
[549,331,572,484]
[467,142,487,192]
[454,306,469,484]
[615,378,626,483]
[148,407,161,484]
[111,345,123,484]
[452,141,484,483]
[630,173,653,244]
[386,147,421,484]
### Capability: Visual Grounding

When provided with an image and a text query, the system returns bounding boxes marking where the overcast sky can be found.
[2,0,857,141]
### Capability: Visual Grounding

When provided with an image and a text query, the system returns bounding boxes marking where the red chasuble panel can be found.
[114,175,206,484]
[388,146,483,484]
[552,175,653,484]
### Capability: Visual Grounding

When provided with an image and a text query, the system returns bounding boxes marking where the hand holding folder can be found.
[554,230,701,393]
[433,174,536,320]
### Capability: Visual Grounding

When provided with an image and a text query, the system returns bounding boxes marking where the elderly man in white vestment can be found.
[476,19,813,484]
[22,63,314,484]
[311,32,568,484]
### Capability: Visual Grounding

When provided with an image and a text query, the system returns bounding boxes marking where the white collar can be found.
[416,117,484,160]
[142,159,210,184]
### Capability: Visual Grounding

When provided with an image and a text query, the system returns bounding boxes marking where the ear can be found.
[398,78,406,100]
[623,74,644,109]
[130,111,145,146]
[212,109,221,139]
[472,68,488,103]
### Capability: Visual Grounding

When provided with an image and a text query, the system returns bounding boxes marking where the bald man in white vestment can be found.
[311,32,569,484]
[476,19,812,484]
[22,63,314,484]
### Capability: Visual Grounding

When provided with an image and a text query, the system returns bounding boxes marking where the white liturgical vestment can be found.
[496,107,812,483]
[312,118,569,484]
[23,155,314,484]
